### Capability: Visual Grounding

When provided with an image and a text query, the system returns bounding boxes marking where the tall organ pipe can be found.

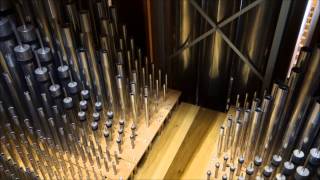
[245,108,263,163]
[271,67,303,156]
[297,98,320,153]
[261,84,288,163]
[281,45,320,160]
[295,47,313,72]
[254,95,272,157]
[101,50,117,113]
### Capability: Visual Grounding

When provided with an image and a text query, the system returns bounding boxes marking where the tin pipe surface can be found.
[239,109,251,155]
[231,121,241,162]
[275,68,302,153]
[230,108,241,146]
[3,73,27,120]
[217,126,224,157]
[282,46,320,159]
[295,47,312,72]
[130,93,137,127]
[298,98,320,153]
[83,30,104,102]
[101,50,117,112]
[224,116,232,152]
[62,26,81,83]
[78,49,93,90]
[144,95,149,127]
[245,108,263,162]
[65,3,79,33]
[262,85,288,161]
[116,76,126,119]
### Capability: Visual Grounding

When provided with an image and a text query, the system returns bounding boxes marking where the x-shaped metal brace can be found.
[170,0,265,80]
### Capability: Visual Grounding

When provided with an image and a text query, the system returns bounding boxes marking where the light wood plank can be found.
[164,108,217,179]
[180,109,226,179]
[134,103,200,179]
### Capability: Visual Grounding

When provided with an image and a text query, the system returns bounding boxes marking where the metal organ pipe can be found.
[210,45,320,179]
[0,1,170,179]
[281,45,320,160]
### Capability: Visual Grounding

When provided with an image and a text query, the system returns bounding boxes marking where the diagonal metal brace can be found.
[169,0,264,59]
[188,0,264,80]
[189,0,264,80]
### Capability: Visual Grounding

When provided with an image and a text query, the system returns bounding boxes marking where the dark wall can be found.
[149,0,285,110]
[113,0,147,54]
[113,0,312,109]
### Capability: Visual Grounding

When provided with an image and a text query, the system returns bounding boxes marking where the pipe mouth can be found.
[61,23,71,28]
[264,95,272,100]
[100,49,108,53]
[116,75,122,79]
[79,10,89,14]
[278,84,289,91]
[100,17,110,21]
[255,107,263,113]
[273,79,282,85]
[254,98,261,103]
[300,46,313,52]
[77,48,87,52]
[291,67,302,73]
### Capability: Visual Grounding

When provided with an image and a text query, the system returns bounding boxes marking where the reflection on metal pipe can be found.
[101,50,116,113]
[116,76,126,120]
[163,84,166,101]
[255,95,272,156]
[245,108,263,163]
[298,98,320,153]
[224,116,232,152]
[239,109,250,155]
[144,95,149,127]
[231,121,241,162]
[217,126,224,157]
[62,25,81,83]
[130,93,137,127]
[282,46,320,159]
[78,49,93,91]
[262,84,288,161]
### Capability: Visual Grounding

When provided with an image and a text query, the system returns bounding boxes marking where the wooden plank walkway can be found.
[134,104,227,179]
[134,103,200,179]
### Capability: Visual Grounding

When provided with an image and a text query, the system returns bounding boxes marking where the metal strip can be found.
[189,0,264,80]
[169,0,264,59]
[146,0,155,62]
[262,0,292,92]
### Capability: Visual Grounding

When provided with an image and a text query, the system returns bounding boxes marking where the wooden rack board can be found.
[63,89,181,179]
